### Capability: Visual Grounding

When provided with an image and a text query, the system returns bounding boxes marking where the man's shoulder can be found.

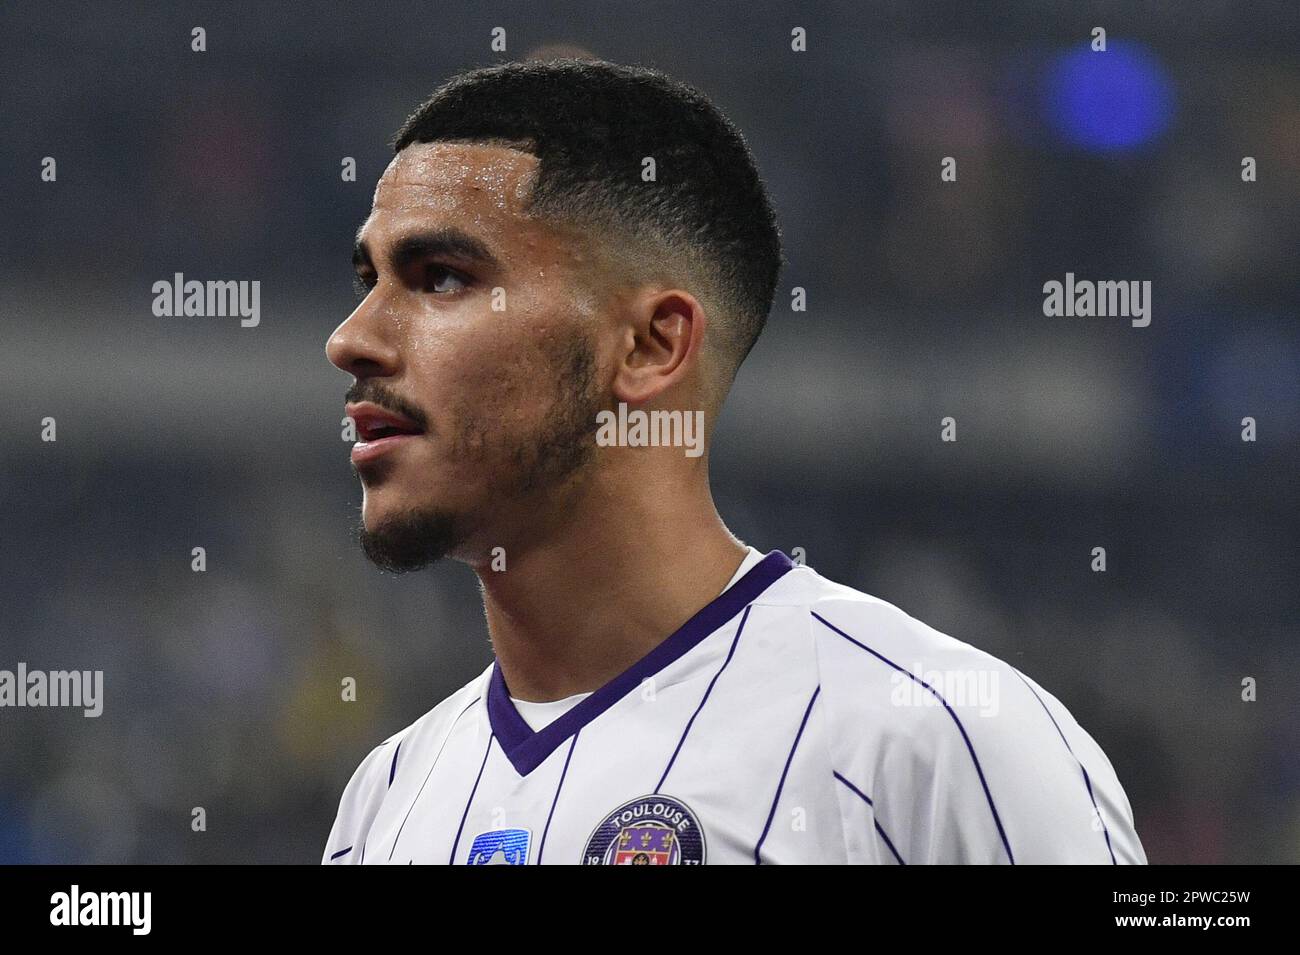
[768,565,1147,864]
[758,563,1054,744]
[388,664,491,749]
[757,561,995,664]
[342,665,491,794]
[797,567,1004,675]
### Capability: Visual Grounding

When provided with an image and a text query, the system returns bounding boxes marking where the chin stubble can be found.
[357,506,461,573]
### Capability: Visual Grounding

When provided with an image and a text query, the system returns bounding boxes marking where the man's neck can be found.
[475,474,747,703]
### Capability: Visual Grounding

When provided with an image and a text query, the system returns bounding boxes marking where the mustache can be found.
[344,381,431,433]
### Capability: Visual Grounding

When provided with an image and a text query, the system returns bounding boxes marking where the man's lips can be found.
[346,401,424,440]
[345,401,425,465]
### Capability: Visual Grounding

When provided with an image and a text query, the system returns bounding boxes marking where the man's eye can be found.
[425,264,468,294]
[353,275,375,300]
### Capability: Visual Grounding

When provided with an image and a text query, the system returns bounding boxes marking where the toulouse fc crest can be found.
[582,795,706,865]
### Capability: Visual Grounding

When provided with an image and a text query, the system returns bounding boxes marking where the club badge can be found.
[582,795,706,865]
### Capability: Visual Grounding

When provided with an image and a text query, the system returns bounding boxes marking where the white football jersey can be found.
[323,549,1146,865]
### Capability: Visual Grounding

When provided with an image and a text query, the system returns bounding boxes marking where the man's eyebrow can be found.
[352,230,372,272]
[352,227,503,276]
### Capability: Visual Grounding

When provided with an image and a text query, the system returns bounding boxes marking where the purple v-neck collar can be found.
[486,550,794,776]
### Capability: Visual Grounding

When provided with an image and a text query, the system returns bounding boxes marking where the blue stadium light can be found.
[1043,42,1175,152]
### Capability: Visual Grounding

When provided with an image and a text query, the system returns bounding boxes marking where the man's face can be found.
[326,142,608,570]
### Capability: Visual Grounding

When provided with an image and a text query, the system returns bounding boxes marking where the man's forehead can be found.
[373,141,537,213]
[355,140,599,278]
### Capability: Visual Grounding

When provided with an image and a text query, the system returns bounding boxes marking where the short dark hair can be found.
[393,58,783,376]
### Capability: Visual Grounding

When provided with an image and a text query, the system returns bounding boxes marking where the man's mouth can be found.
[345,401,425,464]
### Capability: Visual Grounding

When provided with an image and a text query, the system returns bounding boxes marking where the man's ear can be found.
[610,289,706,406]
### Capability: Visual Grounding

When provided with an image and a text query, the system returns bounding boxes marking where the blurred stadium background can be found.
[1,1,1297,863]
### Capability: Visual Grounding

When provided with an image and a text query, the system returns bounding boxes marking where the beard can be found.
[357,329,602,573]
[358,505,460,573]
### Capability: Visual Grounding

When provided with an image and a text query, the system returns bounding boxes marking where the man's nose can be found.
[326,294,401,379]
